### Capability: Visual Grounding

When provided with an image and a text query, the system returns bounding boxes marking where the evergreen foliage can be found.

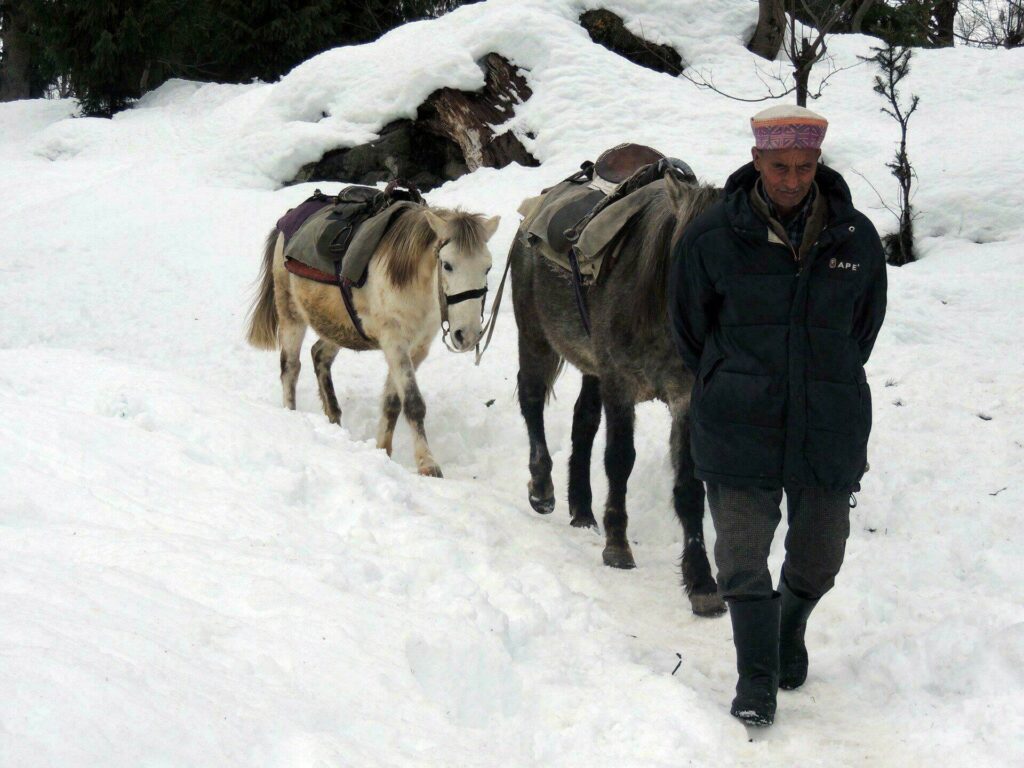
[866,43,920,265]
[13,0,470,116]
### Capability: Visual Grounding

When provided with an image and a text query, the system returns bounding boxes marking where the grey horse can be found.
[510,172,726,616]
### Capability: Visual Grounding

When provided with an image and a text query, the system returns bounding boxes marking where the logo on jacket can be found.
[829,258,859,271]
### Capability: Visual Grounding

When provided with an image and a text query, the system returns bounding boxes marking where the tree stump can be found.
[748,0,786,61]
[579,9,684,76]
[292,53,537,191]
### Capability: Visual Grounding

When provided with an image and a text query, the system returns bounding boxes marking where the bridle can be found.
[434,238,508,364]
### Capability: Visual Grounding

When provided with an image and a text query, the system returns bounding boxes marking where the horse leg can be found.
[382,339,442,478]
[272,258,307,411]
[376,340,429,458]
[375,374,402,456]
[567,374,601,529]
[517,337,560,515]
[671,402,726,617]
[278,319,306,411]
[311,338,342,424]
[601,380,637,569]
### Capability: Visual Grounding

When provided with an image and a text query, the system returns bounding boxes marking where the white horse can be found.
[246,204,500,477]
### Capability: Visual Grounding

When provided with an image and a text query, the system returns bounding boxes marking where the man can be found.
[668,105,887,726]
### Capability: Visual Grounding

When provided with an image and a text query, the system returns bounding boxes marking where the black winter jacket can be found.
[668,162,887,491]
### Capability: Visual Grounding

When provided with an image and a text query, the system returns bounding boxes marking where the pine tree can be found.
[23,0,193,115]
[197,1,450,84]
[18,0,469,114]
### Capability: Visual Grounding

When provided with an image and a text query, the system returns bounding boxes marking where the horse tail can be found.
[246,229,280,350]
[545,357,566,403]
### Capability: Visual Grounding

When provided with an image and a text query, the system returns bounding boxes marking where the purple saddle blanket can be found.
[276,198,333,245]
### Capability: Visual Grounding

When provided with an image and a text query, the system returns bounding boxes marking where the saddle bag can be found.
[280,181,424,287]
[518,144,696,284]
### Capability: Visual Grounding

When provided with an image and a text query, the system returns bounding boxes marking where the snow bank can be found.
[1,0,1022,765]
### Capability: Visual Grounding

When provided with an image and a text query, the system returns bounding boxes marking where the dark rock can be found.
[289,53,537,191]
[579,9,684,76]
[293,119,468,191]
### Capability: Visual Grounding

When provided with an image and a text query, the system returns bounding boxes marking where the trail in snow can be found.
[1,1,1022,765]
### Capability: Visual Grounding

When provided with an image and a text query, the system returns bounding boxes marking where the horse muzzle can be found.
[449,326,482,352]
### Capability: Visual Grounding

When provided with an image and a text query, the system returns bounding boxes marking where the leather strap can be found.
[284,257,371,342]
[284,258,338,284]
[334,262,371,342]
[473,252,512,365]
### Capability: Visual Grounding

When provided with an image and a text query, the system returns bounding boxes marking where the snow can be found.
[1,0,1022,765]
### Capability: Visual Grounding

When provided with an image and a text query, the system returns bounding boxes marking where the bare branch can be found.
[851,169,902,223]
[679,66,796,102]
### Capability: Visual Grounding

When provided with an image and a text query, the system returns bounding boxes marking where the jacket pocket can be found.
[856,377,873,439]
[701,354,725,389]
[701,370,785,429]
[807,379,860,435]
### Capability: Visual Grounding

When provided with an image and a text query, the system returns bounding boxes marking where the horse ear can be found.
[663,171,688,211]
[424,210,450,240]
[481,215,501,241]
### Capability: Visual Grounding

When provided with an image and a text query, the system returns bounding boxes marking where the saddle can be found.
[518,143,696,284]
[278,181,424,288]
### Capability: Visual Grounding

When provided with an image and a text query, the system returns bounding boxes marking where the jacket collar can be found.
[724,161,858,241]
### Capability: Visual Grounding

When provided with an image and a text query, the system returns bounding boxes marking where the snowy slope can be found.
[1,0,1022,765]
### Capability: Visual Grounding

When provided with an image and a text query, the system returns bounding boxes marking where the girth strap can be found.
[334,262,371,342]
[567,246,592,336]
[283,257,371,342]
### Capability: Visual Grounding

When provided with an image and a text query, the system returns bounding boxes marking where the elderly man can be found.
[668,105,887,726]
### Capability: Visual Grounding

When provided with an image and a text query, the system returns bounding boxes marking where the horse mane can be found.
[378,207,489,288]
[378,206,439,288]
[625,182,721,332]
[444,209,489,255]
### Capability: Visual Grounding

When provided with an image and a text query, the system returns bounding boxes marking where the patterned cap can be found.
[751,105,828,150]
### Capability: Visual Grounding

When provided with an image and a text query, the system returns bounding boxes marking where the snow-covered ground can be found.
[1,1,1022,765]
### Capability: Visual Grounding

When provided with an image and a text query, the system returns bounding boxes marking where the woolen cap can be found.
[751,105,828,150]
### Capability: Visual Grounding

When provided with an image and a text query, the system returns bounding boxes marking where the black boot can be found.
[728,594,780,727]
[779,580,819,690]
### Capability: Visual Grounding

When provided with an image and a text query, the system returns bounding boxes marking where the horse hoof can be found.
[419,464,443,478]
[602,546,636,569]
[689,592,727,617]
[570,513,598,530]
[529,495,555,515]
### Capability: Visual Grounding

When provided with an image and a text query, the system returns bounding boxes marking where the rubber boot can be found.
[779,580,819,690]
[728,594,781,727]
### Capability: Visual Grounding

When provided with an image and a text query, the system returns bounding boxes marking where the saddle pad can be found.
[276,198,333,244]
[519,178,682,284]
[521,181,606,280]
[546,188,605,253]
[573,179,671,275]
[283,198,418,287]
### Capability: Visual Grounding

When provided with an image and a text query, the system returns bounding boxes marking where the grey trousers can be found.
[706,484,851,601]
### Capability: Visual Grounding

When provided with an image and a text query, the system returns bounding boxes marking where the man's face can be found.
[751,147,821,215]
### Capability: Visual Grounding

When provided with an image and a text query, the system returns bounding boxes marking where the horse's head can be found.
[426,210,501,353]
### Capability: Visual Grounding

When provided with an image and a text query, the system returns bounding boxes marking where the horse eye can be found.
[443,262,453,272]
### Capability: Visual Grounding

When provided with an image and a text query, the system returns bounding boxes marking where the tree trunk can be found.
[418,53,537,171]
[850,0,877,33]
[748,0,786,60]
[794,37,814,107]
[0,1,32,102]
[795,65,810,107]
[932,0,959,47]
